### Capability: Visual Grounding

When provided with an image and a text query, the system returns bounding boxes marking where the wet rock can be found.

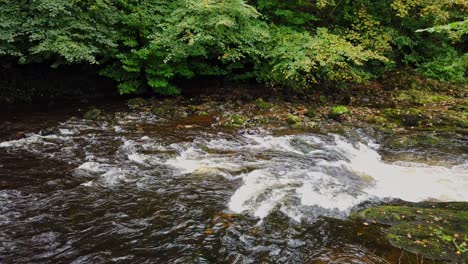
[14,131,27,139]
[196,143,210,152]
[83,108,102,120]
[127,98,149,108]
[40,127,61,136]
[290,138,316,153]
[238,129,257,135]
[192,167,224,176]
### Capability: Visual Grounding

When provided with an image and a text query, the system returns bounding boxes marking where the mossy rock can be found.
[255,98,273,110]
[151,104,177,117]
[226,114,249,128]
[127,97,149,108]
[383,134,441,149]
[286,114,302,126]
[84,108,102,120]
[383,108,428,127]
[186,105,199,114]
[396,90,454,106]
[151,106,166,116]
[329,105,350,119]
[367,115,389,125]
[451,101,468,112]
[435,111,468,128]
[352,203,468,262]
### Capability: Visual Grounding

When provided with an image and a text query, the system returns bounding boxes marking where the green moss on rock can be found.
[352,203,468,262]
[255,98,273,110]
[127,97,149,108]
[286,114,301,126]
[383,108,428,127]
[226,114,249,128]
[329,105,350,119]
[84,108,102,120]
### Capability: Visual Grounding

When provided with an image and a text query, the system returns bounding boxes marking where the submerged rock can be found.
[289,138,316,153]
[39,127,61,136]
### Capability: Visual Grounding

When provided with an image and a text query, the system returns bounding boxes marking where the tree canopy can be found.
[1,0,466,95]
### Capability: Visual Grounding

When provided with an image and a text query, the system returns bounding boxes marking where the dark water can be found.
[1,101,466,263]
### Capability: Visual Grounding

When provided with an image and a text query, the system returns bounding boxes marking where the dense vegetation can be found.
[0,0,466,98]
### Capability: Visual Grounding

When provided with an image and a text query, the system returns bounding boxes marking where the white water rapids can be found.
[1,116,467,222]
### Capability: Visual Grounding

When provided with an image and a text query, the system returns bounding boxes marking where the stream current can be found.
[1,104,467,263]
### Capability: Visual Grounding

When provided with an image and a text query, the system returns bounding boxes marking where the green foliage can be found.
[253,0,318,29]
[257,26,387,90]
[102,0,269,95]
[416,18,468,42]
[418,51,467,83]
[1,0,466,99]
[0,0,119,65]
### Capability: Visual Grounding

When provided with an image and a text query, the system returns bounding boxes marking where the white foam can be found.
[226,133,468,221]
[77,162,105,173]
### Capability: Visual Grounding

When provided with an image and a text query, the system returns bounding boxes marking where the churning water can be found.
[0,107,466,263]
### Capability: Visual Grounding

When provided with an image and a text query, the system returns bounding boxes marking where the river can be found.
[1,100,467,263]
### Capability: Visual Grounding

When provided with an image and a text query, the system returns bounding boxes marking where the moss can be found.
[396,90,453,106]
[383,108,428,127]
[226,114,249,128]
[329,105,350,119]
[352,203,468,261]
[451,101,468,112]
[286,114,301,126]
[435,111,468,128]
[255,98,273,110]
[367,115,389,125]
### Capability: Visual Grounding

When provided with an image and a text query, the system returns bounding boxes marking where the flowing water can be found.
[0,101,467,263]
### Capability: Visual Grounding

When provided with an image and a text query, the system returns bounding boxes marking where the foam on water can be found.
[224,134,468,220]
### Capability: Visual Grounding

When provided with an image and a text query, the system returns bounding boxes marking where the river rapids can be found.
[1,105,467,263]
